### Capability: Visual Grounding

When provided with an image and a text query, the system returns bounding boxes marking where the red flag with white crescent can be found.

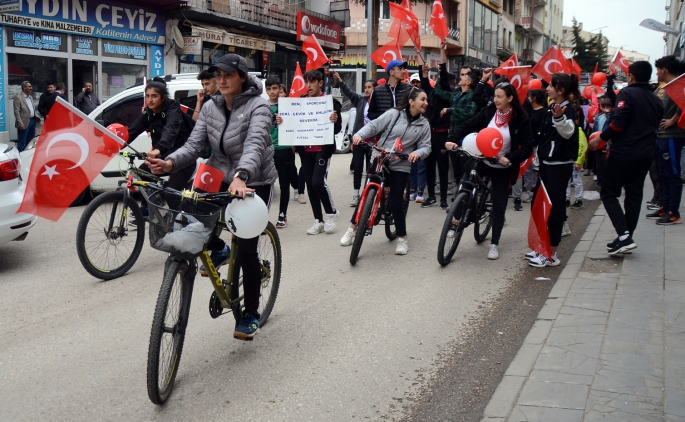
[612,50,630,74]
[662,73,685,128]
[303,34,329,71]
[369,39,403,69]
[528,180,553,259]
[388,2,421,50]
[495,53,518,75]
[518,153,534,181]
[497,66,532,104]
[532,46,570,83]
[193,162,223,193]
[17,97,126,221]
[289,62,307,97]
[429,0,449,41]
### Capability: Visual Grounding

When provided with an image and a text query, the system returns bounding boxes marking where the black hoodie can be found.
[128,98,190,159]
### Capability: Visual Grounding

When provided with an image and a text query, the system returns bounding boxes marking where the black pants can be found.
[649,150,664,205]
[139,162,194,209]
[299,151,336,221]
[273,148,294,217]
[351,144,372,190]
[425,130,450,200]
[209,183,273,318]
[600,156,651,238]
[349,170,410,237]
[539,163,573,247]
[594,150,606,185]
[656,137,685,215]
[479,166,512,245]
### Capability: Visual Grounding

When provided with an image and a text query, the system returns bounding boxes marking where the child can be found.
[566,123,588,208]
[592,96,612,184]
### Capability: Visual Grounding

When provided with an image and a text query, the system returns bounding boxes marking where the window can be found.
[100,95,144,127]
[102,62,145,101]
[365,1,390,19]
[175,90,201,114]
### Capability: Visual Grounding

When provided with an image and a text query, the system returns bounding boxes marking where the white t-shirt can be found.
[487,115,511,156]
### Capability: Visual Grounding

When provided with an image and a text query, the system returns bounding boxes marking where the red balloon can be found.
[614,89,619,95]
[589,131,606,150]
[487,80,494,87]
[528,79,542,90]
[591,72,607,87]
[107,123,129,143]
[476,127,504,158]
[582,85,605,99]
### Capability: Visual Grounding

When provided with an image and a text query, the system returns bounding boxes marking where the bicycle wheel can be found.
[229,222,282,327]
[75,190,145,280]
[350,186,377,265]
[147,258,192,405]
[437,192,469,266]
[474,182,494,243]
[385,178,411,240]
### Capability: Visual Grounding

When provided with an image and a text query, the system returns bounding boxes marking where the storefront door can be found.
[72,59,98,101]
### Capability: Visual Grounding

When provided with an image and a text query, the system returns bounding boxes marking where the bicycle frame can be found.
[353,148,397,227]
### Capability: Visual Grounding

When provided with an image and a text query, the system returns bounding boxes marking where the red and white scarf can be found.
[495,108,513,127]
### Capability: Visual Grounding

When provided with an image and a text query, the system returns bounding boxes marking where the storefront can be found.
[0,0,165,141]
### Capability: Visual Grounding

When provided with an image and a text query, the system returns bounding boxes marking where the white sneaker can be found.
[293,190,299,201]
[395,237,408,255]
[593,175,598,181]
[350,194,360,207]
[415,194,425,203]
[307,220,324,235]
[487,244,499,260]
[521,191,533,203]
[409,192,417,201]
[340,227,355,246]
[561,221,571,237]
[528,253,561,267]
[323,210,340,233]
[298,194,307,204]
[524,250,539,260]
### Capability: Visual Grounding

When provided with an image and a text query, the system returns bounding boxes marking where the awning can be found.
[189,21,276,53]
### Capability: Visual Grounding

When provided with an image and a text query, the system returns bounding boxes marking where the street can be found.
[0,154,596,421]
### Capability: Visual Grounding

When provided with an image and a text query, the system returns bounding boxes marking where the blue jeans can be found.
[656,137,685,216]
[17,119,36,152]
[410,159,426,193]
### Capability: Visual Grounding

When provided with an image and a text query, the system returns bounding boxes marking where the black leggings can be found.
[480,166,512,245]
[273,148,294,216]
[299,151,336,221]
[538,163,573,247]
[351,144,372,190]
[425,130,450,200]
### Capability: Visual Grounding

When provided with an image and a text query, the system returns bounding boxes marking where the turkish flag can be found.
[532,46,569,83]
[388,0,414,47]
[370,39,403,69]
[607,60,618,74]
[662,73,685,128]
[193,162,223,193]
[429,0,449,41]
[528,180,553,259]
[568,57,582,77]
[518,153,534,180]
[495,53,518,75]
[497,66,532,104]
[612,50,630,74]
[17,97,125,221]
[289,62,307,97]
[389,2,421,50]
[303,34,329,71]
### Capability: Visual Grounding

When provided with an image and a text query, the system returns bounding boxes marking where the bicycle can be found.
[75,150,162,280]
[437,148,496,266]
[144,186,281,405]
[349,142,411,265]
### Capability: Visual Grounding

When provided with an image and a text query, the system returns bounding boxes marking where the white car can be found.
[0,143,37,245]
[334,101,353,154]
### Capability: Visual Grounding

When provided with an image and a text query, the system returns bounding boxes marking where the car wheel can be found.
[70,187,91,207]
[335,134,352,154]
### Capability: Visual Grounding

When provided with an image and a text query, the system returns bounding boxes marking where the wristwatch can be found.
[234,170,248,182]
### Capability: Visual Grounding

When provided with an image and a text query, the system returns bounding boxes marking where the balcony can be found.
[522,48,542,62]
[521,16,543,34]
[345,18,462,48]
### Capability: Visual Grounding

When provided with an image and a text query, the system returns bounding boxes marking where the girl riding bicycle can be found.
[146,54,277,340]
[339,87,431,255]
[445,80,533,260]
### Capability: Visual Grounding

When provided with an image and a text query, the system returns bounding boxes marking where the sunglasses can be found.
[495,82,510,88]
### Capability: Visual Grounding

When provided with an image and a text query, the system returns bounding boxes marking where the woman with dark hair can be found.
[445,81,534,260]
[339,87,432,255]
[526,72,579,267]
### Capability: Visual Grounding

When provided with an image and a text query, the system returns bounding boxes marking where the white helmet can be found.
[461,132,482,157]
[224,194,269,239]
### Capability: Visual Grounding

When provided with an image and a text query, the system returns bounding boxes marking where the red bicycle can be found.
[349,140,411,265]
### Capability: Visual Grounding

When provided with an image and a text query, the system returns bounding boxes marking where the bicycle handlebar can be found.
[442,147,512,168]
[356,142,409,161]
[119,150,148,160]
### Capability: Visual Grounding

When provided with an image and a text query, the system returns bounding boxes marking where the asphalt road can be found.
[0,154,597,421]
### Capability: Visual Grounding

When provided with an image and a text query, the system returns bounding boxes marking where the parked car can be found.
[334,100,352,154]
[0,143,36,245]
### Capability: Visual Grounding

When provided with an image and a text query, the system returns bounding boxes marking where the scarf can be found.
[495,108,513,127]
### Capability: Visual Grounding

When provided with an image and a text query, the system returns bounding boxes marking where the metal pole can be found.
[366,0,373,79]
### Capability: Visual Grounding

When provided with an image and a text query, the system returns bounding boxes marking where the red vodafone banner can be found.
[296,12,341,50]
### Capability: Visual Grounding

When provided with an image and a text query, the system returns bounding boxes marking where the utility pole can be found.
[366,0,373,80]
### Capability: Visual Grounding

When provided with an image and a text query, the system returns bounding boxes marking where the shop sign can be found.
[0,0,20,13]
[10,28,66,51]
[72,35,97,55]
[296,12,341,50]
[178,36,201,55]
[151,45,164,77]
[0,0,164,45]
[180,63,201,74]
[329,51,422,68]
[191,27,275,52]
[0,25,6,132]
[103,41,145,59]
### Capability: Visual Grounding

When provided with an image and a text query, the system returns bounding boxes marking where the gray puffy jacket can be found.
[167,76,277,187]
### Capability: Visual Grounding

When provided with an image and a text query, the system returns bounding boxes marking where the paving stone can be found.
[537,297,564,320]
[604,324,664,345]
[566,251,586,265]
[562,294,614,314]
[552,314,608,334]
[504,343,544,377]
[602,340,663,356]
[482,375,526,417]
[509,405,584,422]
[534,346,599,376]
[585,388,663,422]
[569,277,618,292]
[517,380,589,409]
[548,277,574,298]
[523,320,554,345]
[528,369,593,385]
[558,305,609,318]
[591,364,664,398]
[545,331,604,358]
[558,263,582,280]
[574,240,592,252]
[665,386,685,418]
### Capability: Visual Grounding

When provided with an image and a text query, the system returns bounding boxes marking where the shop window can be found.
[100,96,144,127]
[102,62,145,101]
[175,90,201,114]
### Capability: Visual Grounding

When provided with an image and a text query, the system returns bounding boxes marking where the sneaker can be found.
[528,253,561,267]
[646,207,665,220]
[415,193,425,203]
[421,197,437,208]
[571,199,583,209]
[565,198,571,207]
[607,237,620,250]
[323,210,340,233]
[293,190,299,201]
[593,175,598,181]
[307,220,324,235]
[350,194,360,207]
[409,190,417,201]
[199,245,231,276]
[524,250,539,260]
[487,244,499,260]
[656,211,682,225]
[276,213,287,229]
[439,199,449,210]
[608,237,637,255]
[297,194,307,204]
[446,183,456,195]
[233,312,259,340]
[646,201,660,210]
[340,227,355,246]
[446,229,455,238]
[521,191,533,203]
[395,237,408,255]
[514,197,523,211]
[561,221,571,237]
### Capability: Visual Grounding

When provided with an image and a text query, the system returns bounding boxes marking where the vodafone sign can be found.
[296,12,341,50]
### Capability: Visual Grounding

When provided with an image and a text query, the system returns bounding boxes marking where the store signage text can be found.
[104,42,144,59]
[74,35,93,54]
[11,28,61,49]
[296,12,341,50]
[192,28,275,52]
[0,0,164,44]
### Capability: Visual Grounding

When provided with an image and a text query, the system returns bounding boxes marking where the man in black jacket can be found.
[367,59,411,121]
[37,82,57,119]
[589,61,664,255]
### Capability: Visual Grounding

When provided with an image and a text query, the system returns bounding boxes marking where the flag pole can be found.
[366,1,373,79]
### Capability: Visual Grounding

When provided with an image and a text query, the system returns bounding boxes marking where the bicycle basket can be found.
[145,189,221,256]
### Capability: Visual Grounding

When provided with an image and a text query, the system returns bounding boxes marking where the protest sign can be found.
[277,96,333,146]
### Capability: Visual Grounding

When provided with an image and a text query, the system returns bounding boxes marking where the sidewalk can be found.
[481,200,685,421]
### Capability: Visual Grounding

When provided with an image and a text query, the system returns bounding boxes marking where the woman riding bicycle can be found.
[146,54,277,340]
[339,87,431,255]
[445,80,533,260]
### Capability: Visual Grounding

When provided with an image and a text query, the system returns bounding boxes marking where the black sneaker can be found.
[421,197,437,208]
[656,212,682,225]
[514,197,523,211]
[606,237,620,250]
[570,199,583,209]
[608,237,637,256]
[276,212,287,228]
[439,199,448,210]
[234,312,260,340]
[646,207,666,219]
[646,201,660,210]
[565,198,571,207]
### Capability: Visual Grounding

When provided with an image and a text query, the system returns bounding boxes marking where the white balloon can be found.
[224,195,269,239]
[461,133,482,157]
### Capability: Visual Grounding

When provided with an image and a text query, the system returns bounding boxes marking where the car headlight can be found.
[22,136,39,151]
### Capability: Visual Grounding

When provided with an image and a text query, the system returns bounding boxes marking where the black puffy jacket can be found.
[128,98,190,159]
[367,81,412,121]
